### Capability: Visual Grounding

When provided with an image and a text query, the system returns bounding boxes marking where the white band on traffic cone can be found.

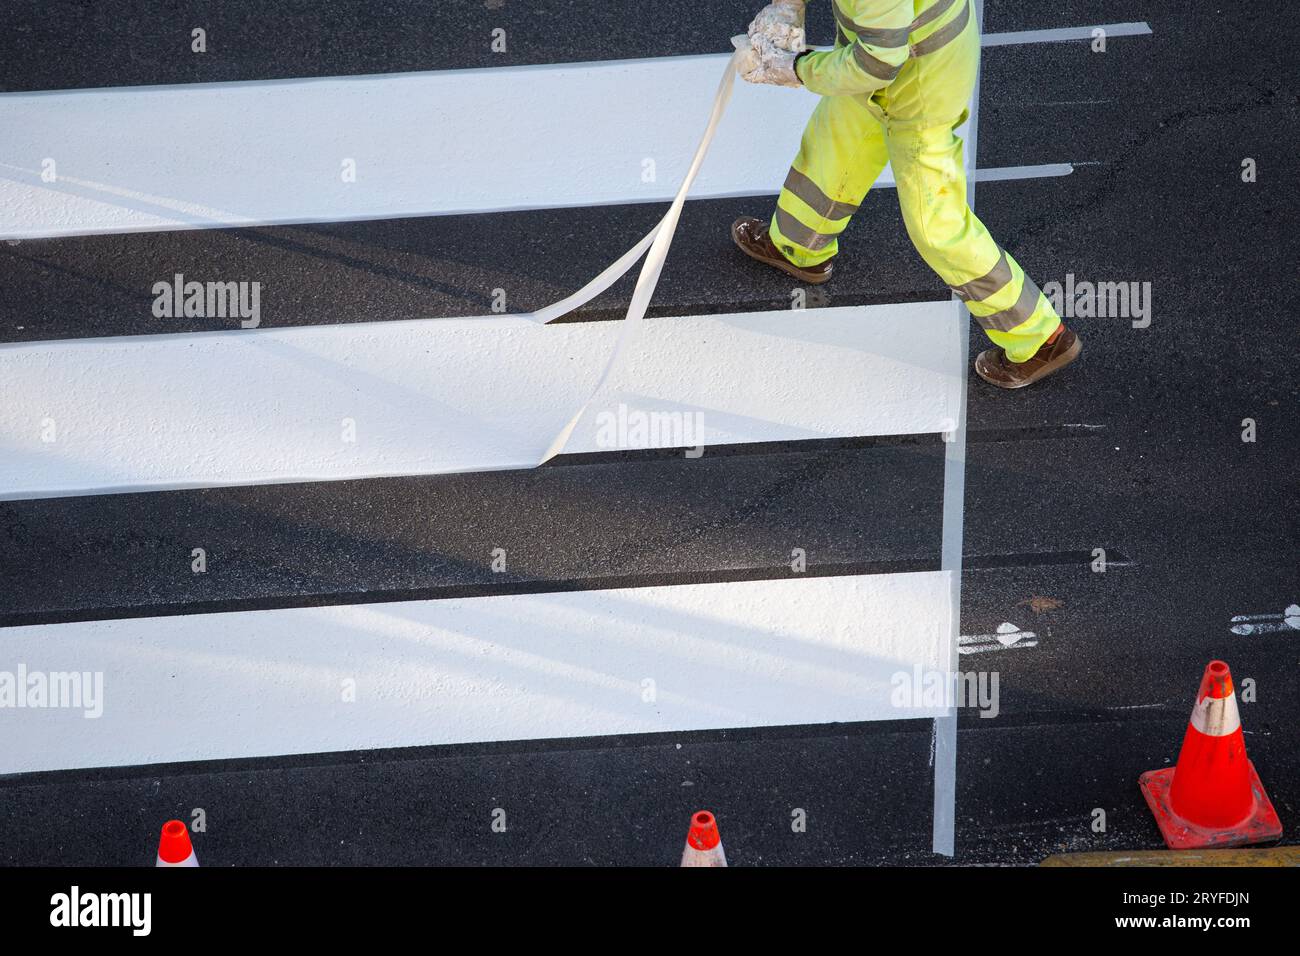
[1189,690,1241,737]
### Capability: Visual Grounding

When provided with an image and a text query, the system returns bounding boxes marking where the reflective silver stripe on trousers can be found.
[909,0,960,33]
[911,0,972,56]
[950,249,1012,301]
[975,276,1043,332]
[775,207,837,251]
[832,3,911,47]
[783,167,860,221]
[853,42,903,80]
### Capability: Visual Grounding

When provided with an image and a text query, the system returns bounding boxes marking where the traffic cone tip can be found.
[157,820,194,864]
[687,811,721,850]
[1197,659,1233,700]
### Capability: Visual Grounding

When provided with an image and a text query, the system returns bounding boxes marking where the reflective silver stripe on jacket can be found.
[853,42,904,80]
[832,3,911,47]
[909,0,959,33]
[830,0,973,74]
[911,0,972,56]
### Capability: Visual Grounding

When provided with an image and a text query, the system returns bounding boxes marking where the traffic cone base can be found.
[1140,761,1282,850]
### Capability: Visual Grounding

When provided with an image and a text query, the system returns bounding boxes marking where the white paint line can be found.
[1021,99,1115,107]
[932,0,984,859]
[0,302,963,501]
[1229,604,1300,635]
[982,22,1154,47]
[1,51,1072,239]
[957,622,1039,654]
[971,163,1073,182]
[1110,703,1167,711]
[0,571,954,775]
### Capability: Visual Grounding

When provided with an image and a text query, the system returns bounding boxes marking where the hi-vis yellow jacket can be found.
[795,0,974,97]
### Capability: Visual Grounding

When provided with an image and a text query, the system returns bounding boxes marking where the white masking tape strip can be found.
[531,43,747,464]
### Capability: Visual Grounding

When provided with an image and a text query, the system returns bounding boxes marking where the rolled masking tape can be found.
[528,42,750,464]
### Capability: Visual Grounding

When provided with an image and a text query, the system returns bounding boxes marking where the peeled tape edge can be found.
[531,47,745,465]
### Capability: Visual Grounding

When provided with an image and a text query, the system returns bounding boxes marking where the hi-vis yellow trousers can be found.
[771,0,1062,361]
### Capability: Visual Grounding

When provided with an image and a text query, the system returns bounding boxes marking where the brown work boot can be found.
[731,217,833,285]
[974,325,1082,389]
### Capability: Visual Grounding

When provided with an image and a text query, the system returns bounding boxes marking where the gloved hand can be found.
[747,0,806,53]
[740,40,803,88]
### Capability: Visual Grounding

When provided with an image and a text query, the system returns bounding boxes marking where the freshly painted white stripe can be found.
[0,302,963,501]
[982,22,1154,47]
[0,49,1072,239]
[1189,691,1241,738]
[932,0,984,858]
[0,54,836,238]
[0,571,954,774]
[971,163,1073,182]
[957,622,1038,654]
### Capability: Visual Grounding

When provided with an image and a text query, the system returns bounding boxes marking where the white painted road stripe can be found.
[0,302,963,500]
[0,571,954,774]
[1,47,1079,239]
[982,22,1154,47]
[932,0,987,857]
[970,163,1073,182]
[0,54,859,237]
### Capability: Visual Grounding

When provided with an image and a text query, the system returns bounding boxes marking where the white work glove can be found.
[740,1,806,88]
[747,0,806,52]
[740,40,803,87]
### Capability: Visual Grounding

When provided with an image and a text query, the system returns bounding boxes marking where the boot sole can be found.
[731,225,833,285]
[976,334,1082,389]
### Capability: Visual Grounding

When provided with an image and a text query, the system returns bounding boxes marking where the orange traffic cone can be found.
[1139,660,1282,849]
[155,820,199,867]
[680,810,727,867]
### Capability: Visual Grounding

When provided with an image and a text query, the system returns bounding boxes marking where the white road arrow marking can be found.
[957,622,1038,654]
[1230,604,1300,636]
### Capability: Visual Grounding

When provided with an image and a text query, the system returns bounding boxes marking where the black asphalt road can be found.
[0,1,1297,865]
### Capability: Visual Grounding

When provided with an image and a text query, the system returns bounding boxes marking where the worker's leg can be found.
[887,120,1060,362]
[767,93,890,268]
